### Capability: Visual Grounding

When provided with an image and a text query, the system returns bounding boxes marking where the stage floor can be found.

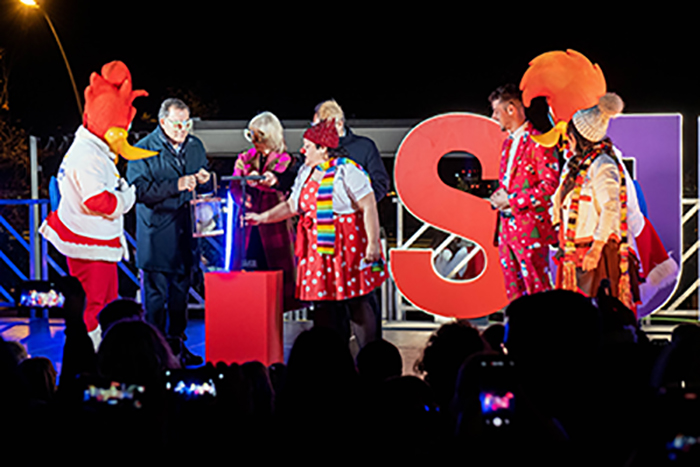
[0,316,442,378]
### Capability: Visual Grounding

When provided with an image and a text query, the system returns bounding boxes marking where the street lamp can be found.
[20,0,83,116]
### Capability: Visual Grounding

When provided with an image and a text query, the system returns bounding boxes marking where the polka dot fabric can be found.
[295,178,386,301]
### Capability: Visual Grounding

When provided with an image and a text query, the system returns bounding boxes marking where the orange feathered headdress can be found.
[520,49,607,147]
[83,61,156,161]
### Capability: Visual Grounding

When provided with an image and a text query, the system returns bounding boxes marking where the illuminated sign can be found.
[608,114,682,318]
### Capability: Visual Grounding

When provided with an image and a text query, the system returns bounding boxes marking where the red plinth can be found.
[205,270,284,366]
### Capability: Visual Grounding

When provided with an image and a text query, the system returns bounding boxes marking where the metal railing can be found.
[0,199,211,310]
[0,199,59,307]
[640,198,699,339]
[0,199,143,308]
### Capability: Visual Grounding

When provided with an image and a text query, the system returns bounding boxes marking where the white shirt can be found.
[553,147,644,246]
[290,162,373,214]
[502,122,527,191]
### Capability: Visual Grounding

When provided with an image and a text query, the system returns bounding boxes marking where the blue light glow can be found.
[224,191,234,271]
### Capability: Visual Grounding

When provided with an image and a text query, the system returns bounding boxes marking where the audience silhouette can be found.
[2,277,699,464]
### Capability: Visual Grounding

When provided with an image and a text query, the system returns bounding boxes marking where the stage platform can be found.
[0,316,443,378]
[2,309,676,381]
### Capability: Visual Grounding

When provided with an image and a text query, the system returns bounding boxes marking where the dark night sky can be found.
[0,1,697,139]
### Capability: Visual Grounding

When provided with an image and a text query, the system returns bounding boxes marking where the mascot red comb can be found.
[40,61,156,346]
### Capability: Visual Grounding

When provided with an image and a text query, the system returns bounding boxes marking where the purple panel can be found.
[608,115,682,317]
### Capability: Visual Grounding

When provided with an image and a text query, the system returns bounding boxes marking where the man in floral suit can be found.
[488,84,559,301]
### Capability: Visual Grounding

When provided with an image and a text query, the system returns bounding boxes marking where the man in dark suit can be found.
[126,98,210,365]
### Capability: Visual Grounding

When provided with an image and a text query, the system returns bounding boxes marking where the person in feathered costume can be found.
[554,94,639,307]
[521,50,678,310]
[40,61,156,345]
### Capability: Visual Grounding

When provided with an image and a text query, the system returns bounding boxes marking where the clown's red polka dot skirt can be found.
[295,178,386,301]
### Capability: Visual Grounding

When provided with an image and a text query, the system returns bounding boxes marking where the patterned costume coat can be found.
[497,122,559,250]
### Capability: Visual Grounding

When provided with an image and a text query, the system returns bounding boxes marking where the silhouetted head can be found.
[4,340,28,365]
[281,327,358,416]
[356,339,403,385]
[97,320,180,386]
[504,290,600,361]
[481,324,506,354]
[18,357,57,403]
[415,321,485,408]
[98,298,145,333]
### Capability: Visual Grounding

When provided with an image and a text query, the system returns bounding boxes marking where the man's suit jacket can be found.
[497,122,559,250]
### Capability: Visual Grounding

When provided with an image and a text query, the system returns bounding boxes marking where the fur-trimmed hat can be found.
[303,119,339,149]
[572,93,624,142]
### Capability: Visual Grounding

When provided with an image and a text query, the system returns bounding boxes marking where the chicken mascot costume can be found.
[40,61,156,346]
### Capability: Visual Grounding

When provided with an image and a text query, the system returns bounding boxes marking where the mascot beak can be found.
[531,121,569,148]
[104,127,158,161]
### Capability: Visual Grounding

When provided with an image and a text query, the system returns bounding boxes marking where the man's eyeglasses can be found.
[165,118,193,132]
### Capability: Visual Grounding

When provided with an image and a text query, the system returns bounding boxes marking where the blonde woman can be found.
[230,111,298,311]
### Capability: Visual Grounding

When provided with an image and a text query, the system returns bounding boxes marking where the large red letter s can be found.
[390,113,507,319]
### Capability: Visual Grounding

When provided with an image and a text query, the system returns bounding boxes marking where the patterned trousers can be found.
[498,242,553,302]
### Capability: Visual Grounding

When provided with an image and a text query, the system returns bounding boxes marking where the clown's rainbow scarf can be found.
[316,158,370,255]
[561,140,631,308]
